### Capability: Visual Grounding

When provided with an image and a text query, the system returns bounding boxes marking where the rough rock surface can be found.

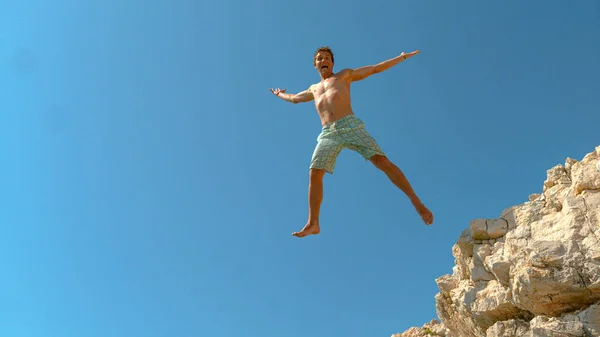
[393,146,600,337]
[392,319,449,337]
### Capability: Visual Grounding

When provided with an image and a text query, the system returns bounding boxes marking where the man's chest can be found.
[312,78,349,97]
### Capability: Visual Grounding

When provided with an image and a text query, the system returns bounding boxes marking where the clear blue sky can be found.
[1,1,599,336]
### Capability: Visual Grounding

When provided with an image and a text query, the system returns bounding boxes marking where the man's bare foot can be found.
[413,202,434,225]
[293,221,321,238]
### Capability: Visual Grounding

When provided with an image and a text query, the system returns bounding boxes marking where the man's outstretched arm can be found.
[347,50,420,82]
[270,87,314,104]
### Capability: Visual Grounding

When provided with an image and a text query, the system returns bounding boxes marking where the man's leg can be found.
[341,117,434,225]
[293,133,341,238]
[370,154,434,225]
[293,168,326,237]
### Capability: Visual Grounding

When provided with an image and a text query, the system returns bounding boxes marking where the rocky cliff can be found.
[394,146,600,337]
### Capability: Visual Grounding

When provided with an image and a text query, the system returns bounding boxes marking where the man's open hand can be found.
[401,50,420,60]
[270,88,287,96]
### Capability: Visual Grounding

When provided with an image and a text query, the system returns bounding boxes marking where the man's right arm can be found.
[270,87,314,104]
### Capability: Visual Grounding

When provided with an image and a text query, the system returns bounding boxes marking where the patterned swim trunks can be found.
[310,114,385,174]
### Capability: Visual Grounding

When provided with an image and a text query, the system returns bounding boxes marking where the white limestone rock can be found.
[391,319,449,337]
[395,146,600,337]
[485,319,529,337]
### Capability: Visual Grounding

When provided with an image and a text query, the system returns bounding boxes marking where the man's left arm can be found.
[347,50,420,82]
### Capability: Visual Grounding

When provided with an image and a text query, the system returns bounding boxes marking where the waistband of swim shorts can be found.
[322,114,357,129]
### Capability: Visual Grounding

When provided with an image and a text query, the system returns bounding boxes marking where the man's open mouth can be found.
[321,65,328,70]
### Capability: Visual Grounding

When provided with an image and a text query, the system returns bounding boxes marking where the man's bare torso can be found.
[309,69,354,126]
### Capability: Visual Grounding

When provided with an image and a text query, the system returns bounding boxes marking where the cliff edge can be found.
[394,145,600,337]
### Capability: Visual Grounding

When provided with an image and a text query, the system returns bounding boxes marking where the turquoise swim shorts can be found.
[309,114,385,174]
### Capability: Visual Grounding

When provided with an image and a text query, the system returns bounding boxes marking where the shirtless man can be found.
[270,46,434,238]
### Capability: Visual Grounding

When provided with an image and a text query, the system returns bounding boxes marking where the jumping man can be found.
[270,46,434,238]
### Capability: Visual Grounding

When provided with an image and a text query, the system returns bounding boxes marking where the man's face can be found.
[314,51,333,77]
